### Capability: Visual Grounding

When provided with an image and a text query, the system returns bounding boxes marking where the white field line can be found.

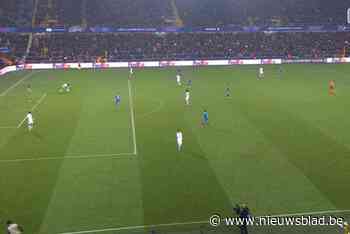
[58,220,206,234]
[256,209,350,218]
[0,152,135,163]
[128,79,138,155]
[136,100,164,119]
[0,72,35,96]
[57,209,350,234]
[17,93,47,128]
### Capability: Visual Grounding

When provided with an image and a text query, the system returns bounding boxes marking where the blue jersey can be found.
[115,96,121,104]
[203,111,209,122]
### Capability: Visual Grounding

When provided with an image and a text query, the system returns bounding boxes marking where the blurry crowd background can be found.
[25,33,350,63]
[1,0,348,27]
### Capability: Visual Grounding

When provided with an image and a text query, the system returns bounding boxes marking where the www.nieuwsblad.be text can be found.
[209,214,344,227]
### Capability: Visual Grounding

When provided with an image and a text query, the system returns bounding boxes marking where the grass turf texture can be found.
[0,64,349,234]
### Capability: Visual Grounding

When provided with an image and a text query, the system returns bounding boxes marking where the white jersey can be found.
[7,223,22,234]
[259,67,264,75]
[185,91,190,99]
[62,83,68,88]
[176,75,181,82]
[27,113,33,124]
[176,131,183,142]
[130,67,133,74]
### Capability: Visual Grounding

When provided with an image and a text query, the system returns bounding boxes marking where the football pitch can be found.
[0,64,349,234]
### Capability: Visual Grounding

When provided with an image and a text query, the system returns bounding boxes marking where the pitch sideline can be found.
[0,152,136,163]
[0,72,36,97]
[57,209,350,234]
[128,78,138,155]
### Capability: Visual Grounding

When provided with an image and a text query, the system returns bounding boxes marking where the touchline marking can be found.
[128,79,138,155]
[256,209,350,218]
[0,152,135,163]
[58,220,207,234]
[0,72,35,97]
[17,93,47,128]
[57,209,350,234]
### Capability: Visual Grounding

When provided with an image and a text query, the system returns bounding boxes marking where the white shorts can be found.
[177,139,182,146]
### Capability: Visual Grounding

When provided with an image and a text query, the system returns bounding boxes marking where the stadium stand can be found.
[2,0,348,27]
[56,0,83,26]
[175,0,349,26]
[0,33,29,67]
[26,32,350,63]
[34,0,173,27]
[85,0,173,27]
[0,0,33,27]
[35,0,83,27]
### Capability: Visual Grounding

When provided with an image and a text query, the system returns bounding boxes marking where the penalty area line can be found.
[0,72,36,97]
[0,152,136,163]
[17,93,47,128]
[58,220,207,234]
[57,209,350,234]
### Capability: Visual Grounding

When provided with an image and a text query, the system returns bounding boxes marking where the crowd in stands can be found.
[85,0,173,27]
[35,0,83,27]
[176,0,349,26]
[2,0,349,28]
[0,0,33,27]
[56,0,349,27]
[26,32,350,63]
[34,0,173,27]
[0,33,28,67]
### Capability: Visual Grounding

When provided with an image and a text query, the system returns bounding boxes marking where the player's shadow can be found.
[186,149,207,160]
[31,131,44,141]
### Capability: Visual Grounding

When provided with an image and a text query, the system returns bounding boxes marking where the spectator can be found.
[26,32,350,63]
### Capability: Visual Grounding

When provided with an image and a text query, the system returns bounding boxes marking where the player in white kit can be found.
[6,220,23,234]
[61,83,71,92]
[26,111,34,131]
[176,74,182,86]
[185,89,190,105]
[258,67,264,80]
[176,129,183,151]
[129,67,133,79]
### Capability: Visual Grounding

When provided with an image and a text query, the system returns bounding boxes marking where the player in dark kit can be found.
[202,110,209,126]
[114,95,121,107]
[225,87,231,97]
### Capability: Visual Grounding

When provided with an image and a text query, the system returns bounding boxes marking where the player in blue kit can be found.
[114,95,121,107]
[202,109,209,126]
[187,79,192,87]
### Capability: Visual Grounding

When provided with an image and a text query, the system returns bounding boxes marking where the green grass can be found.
[0,64,349,234]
